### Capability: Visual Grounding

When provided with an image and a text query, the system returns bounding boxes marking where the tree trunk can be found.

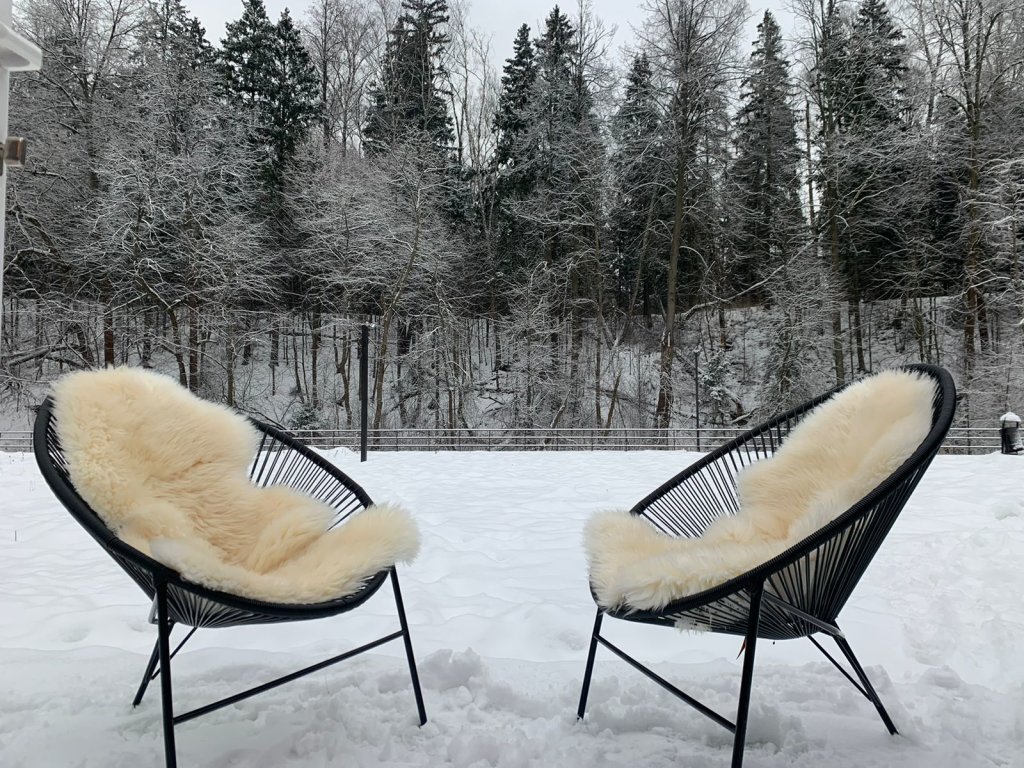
[270,320,279,395]
[102,300,115,368]
[827,183,846,386]
[293,317,303,398]
[851,296,866,373]
[226,326,235,407]
[187,296,200,392]
[656,149,687,429]
[310,311,321,409]
[374,320,390,430]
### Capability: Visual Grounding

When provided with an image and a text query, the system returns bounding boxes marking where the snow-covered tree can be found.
[363,0,453,156]
[730,11,804,298]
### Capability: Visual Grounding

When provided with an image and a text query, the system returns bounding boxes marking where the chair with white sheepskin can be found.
[577,364,956,768]
[33,367,427,768]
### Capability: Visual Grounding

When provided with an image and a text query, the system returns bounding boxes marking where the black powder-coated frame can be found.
[33,397,427,768]
[576,364,956,767]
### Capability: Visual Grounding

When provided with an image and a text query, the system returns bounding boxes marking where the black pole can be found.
[360,324,369,462]
[156,582,178,768]
[694,350,700,452]
[732,582,763,768]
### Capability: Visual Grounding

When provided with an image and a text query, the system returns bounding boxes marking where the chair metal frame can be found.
[576,364,956,767]
[33,397,427,768]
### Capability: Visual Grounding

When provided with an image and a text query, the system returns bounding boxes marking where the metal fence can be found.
[0,426,1002,455]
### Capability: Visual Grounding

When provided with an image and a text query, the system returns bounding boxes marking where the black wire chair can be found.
[577,364,956,768]
[33,396,427,768]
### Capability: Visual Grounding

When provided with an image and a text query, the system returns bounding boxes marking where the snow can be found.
[1,450,1022,767]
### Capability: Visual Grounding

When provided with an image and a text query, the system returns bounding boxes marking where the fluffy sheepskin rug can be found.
[52,367,420,605]
[585,369,936,613]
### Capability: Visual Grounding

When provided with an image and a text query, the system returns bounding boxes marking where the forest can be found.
[3,0,1024,434]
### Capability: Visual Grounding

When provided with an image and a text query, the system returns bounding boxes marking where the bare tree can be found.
[11,0,146,367]
[302,0,383,153]
[639,0,747,427]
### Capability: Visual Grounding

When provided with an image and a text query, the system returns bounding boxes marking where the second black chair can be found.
[577,364,956,767]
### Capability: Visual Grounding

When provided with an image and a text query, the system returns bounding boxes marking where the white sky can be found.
[185,1,797,68]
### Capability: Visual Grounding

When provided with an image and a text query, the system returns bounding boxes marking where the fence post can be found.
[694,349,701,452]
[359,323,369,462]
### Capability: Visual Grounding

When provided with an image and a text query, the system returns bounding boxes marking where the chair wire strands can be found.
[576,364,956,767]
[34,398,427,768]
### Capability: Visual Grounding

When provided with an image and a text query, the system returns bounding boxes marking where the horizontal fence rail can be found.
[0,427,1002,455]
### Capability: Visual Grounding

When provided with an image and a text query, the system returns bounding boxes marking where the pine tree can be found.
[841,0,909,304]
[220,0,275,111]
[814,0,910,373]
[363,0,453,156]
[731,11,803,296]
[534,5,576,172]
[144,0,215,70]
[611,53,669,319]
[848,0,907,129]
[811,0,853,384]
[529,5,593,267]
[493,24,537,198]
[490,23,539,285]
[268,9,320,171]
[220,1,319,183]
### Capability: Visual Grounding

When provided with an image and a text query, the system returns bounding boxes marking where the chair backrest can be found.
[629,364,956,637]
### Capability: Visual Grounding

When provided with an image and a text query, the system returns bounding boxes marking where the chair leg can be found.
[732,583,764,768]
[156,582,178,768]
[833,635,899,735]
[577,609,604,720]
[133,636,162,707]
[390,568,427,726]
[134,622,198,707]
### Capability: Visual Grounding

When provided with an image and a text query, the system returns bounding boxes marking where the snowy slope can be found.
[0,451,1021,767]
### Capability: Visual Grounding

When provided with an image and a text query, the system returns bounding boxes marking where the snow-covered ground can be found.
[0,450,1021,767]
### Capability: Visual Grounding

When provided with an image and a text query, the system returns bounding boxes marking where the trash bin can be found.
[1000,412,1023,454]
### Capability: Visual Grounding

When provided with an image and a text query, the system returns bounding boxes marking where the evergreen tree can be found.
[491,6,595,274]
[220,0,275,111]
[840,0,910,304]
[493,24,537,198]
[731,11,803,295]
[813,0,911,373]
[534,5,577,166]
[490,23,539,292]
[611,53,669,318]
[848,0,907,129]
[143,0,215,72]
[363,0,453,157]
[220,1,319,185]
[528,5,598,267]
[811,0,854,384]
[269,9,320,172]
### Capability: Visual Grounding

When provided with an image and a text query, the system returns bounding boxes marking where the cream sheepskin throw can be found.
[585,370,936,613]
[52,367,420,604]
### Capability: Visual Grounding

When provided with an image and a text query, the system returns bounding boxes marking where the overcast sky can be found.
[185,1,797,68]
